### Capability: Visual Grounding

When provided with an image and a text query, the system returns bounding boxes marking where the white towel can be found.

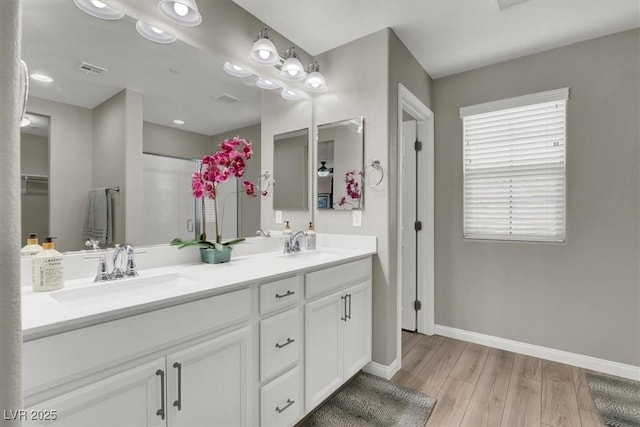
[83,188,114,244]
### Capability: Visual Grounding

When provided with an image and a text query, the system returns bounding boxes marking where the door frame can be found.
[396,84,435,362]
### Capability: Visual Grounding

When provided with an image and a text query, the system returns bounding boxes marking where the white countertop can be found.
[22,242,376,341]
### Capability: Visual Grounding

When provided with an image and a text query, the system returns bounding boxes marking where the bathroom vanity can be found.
[21,237,375,426]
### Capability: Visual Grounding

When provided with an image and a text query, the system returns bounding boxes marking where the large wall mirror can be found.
[316,117,364,210]
[22,0,267,252]
[273,128,309,210]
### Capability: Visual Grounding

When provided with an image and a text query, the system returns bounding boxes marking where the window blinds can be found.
[461,89,568,242]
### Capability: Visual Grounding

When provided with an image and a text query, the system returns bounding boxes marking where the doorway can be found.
[396,84,434,365]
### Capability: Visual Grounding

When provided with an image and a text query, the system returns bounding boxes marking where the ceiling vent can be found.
[213,93,241,104]
[77,61,108,75]
[496,0,529,10]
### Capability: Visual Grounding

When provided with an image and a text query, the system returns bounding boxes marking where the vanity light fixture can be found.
[280,47,307,81]
[73,0,124,20]
[281,88,302,101]
[249,28,279,66]
[136,21,177,44]
[317,161,331,177]
[304,62,327,92]
[256,77,280,90]
[30,73,54,83]
[223,62,253,78]
[158,0,202,27]
[173,119,185,125]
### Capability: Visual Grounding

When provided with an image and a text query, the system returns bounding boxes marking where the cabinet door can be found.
[304,291,344,411]
[343,280,372,379]
[166,327,252,427]
[26,359,165,427]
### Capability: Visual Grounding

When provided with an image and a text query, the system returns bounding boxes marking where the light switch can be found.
[275,210,283,224]
[352,210,362,227]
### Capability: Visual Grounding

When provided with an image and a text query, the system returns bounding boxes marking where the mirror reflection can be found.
[273,128,309,210]
[316,117,364,210]
[21,0,263,251]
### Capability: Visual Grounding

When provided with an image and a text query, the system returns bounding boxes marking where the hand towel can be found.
[83,188,112,244]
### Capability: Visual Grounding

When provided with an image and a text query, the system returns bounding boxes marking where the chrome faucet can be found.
[256,228,271,238]
[284,231,307,254]
[110,243,138,280]
[86,239,110,282]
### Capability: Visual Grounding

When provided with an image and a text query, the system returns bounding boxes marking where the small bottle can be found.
[306,222,316,250]
[32,237,64,292]
[21,233,43,256]
[283,221,292,235]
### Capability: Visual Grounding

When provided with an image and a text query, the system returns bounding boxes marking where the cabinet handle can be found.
[156,369,165,420]
[275,399,295,414]
[347,293,352,320]
[172,362,182,411]
[341,295,347,321]
[275,290,295,299]
[275,337,295,349]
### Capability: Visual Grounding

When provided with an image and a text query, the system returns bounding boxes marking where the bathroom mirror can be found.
[273,128,309,210]
[21,0,268,251]
[316,117,364,210]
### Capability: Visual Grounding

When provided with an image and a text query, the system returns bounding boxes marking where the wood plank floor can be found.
[393,331,613,427]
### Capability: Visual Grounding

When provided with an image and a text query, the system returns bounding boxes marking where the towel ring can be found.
[363,160,383,187]
[257,171,271,194]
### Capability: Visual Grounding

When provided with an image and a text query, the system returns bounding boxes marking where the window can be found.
[460,88,568,242]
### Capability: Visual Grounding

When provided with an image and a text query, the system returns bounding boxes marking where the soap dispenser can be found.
[21,233,43,256]
[306,222,316,250]
[32,237,64,292]
[283,221,292,235]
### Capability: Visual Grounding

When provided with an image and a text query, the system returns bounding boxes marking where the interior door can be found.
[401,119,418,331]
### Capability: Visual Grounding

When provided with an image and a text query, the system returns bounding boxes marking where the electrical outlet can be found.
[352,210,362,227]
[275,210,283,224]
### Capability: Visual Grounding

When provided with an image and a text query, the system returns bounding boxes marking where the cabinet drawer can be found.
[305,257,371,299]
[23,288,251,396]
[260,308,300,381]
[261,366,301,427]
[260,276,300,315]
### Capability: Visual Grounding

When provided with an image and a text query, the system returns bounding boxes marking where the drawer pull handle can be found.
[347,293,352,320]
[275,337,295,349]
[156,369,165,420]
[275,399,295,413]
[341,295,347,321]
[275,290,295,299]
[172,362,182,411]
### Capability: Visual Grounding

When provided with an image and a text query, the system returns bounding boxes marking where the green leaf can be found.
[221,238,245,247]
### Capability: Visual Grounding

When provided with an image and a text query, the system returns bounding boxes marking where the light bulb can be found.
[150,26,163,34]
[258,49,270,60]
[91,0,106,8]
[263,79,272,85]
[311,79,320,88]
[173,2,189,16]
[233,65,242,71]
[287,69,297,76]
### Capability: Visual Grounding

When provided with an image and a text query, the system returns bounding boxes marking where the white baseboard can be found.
[364,358,401,380]
[435,325,640,381]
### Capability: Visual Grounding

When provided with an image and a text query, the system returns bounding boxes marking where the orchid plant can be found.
[338,170,363,208]
[172,136,266,251]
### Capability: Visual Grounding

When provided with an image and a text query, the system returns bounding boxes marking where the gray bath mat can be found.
[586,372,640,427]
[299,372,437,426]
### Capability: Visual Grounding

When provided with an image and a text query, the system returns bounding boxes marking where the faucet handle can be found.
[94,253,110,282]
[125,253,139,277]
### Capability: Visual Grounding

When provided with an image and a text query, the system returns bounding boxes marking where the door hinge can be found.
[414,300,422,311]
[414,140,422,151]
[414,220,422,232]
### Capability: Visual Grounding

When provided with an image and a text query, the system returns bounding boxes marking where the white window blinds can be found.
[460,88,568,242]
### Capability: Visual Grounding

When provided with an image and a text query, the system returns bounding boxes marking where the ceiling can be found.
[22,0,261,136]
[233,0,640,78]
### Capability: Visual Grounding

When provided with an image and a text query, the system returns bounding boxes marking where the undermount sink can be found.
[49,273,204,307]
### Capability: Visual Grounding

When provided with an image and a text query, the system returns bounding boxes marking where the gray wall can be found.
[273,133,308,210]
[144,121,213,160]
[432,29,640,366]
[26,96,93,252]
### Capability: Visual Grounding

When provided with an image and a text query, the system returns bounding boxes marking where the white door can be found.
[342,280,372,379]
[166,327,252,427]
[26,359,165,427]
[401,120,418,331]
[142,154,196,246]
[305,292,343,411]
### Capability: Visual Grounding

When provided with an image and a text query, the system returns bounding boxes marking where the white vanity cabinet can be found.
[304,259,372,411]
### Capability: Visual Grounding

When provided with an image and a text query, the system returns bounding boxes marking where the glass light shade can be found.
[304,71,327,92]
[136,21,177,44]
[281,88,302,100]
[158,0,202,27]
[280,57,306,81]
[256,77,280,90]
[223,62,253,78]
[250,38,279,66]
[73,0,124,20]
[317,161,331,177]
[30,73,54,83]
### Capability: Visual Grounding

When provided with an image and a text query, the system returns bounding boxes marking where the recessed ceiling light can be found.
[136,21,177,44]
[158,0,202,27]
[173,119,185,125]
[30,73,54,83]
[223,62,253,78]
[72,0,124,20]
[20,117,32,127]
[256,77,280,90]
[281,88,302,101]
